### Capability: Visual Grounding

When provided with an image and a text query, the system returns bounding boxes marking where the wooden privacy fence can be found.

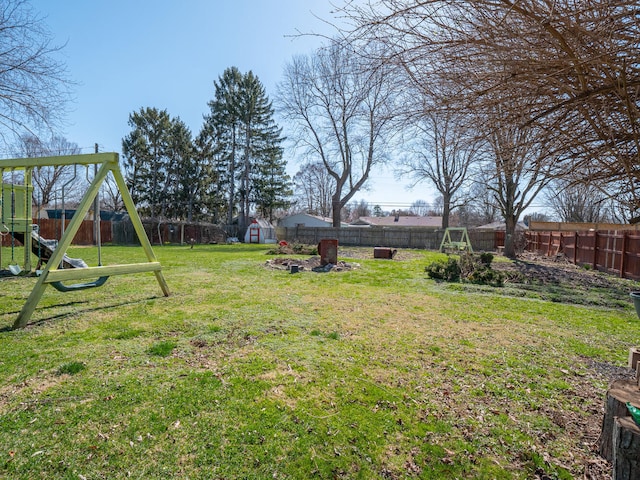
[276,226,501,251]
[1,218,112,246]
[525,230,640,281]
[3,220,507,252]
[1,218,230,247]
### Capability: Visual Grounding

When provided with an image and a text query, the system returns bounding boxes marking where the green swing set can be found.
[0,152,170,329]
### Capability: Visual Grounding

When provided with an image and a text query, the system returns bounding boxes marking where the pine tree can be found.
[166,117,199,221]
[202,67,243,225]
[194,129,227,223]
[253,148,292,222]
[202,67,288,228]
[236,71,287,228]
[122,107,172,218]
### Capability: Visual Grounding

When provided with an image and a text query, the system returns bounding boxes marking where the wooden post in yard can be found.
[612,417,640,480]
[620,231,628,278]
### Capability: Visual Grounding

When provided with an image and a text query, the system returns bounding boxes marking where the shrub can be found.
[425,258,461,282]
[426,253,504,287]
[466,267,505,287]
[479,252,494,267]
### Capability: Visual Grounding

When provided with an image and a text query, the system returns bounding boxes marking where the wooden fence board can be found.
[1,218,111,246]
[525,230,640,281]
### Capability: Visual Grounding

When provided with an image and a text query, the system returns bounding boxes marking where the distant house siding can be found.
[279,214,333,228]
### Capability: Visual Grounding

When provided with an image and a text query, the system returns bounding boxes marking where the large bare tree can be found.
[277,39,396,227]
[483,121,555,257]
[546,179,614,223]
[398,107,478,228]
[0,1,70,143]
[336,0,640,224]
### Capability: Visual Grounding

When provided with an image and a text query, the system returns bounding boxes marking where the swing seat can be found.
[8,264,22,275]
[50,275,109,292]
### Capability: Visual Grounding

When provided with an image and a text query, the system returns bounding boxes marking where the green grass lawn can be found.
[0,244,637,479]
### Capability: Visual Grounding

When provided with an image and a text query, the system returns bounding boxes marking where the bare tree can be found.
[464,172,500,227]
[277,39,396,227]
[100,176,124,212]
[410,199,431,216]
[336,0,640,218]
[0,1,71,143]
[347,199,371,222]
[483,122,555,257]
[398,108,478,228]
[15,134,82,206]
[291,161,335,217]
[546,180,613,223]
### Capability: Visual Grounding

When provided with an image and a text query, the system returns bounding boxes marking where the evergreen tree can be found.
[122,107,173,218]
[166,117,200,221]
[236,71,287,228]
[202,67,288,228]
[253,148,292,221]
[202,67,243,225]
[194,129,227,223]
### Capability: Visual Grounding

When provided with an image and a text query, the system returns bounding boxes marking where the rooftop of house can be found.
[351,215,442,227]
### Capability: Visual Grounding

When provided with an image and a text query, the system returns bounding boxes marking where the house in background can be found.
[474,221,529,232]
[351,215,442,228]
[278,213,348,228]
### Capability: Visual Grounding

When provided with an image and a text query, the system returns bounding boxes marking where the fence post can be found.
[620,231,628,278]
[592,231,598,270]
[573,231,578,265]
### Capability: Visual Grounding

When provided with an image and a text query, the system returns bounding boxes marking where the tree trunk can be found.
[332,195,342,228]
[442,194,451,229]
[613,416,640,480]
[599,379,640,462]
[503,215,517,258]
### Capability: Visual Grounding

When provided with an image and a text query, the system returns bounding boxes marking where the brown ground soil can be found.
[491,251,637,310]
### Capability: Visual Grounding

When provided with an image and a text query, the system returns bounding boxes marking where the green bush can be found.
[466,267,505,287]
[479,252,494,267]
[425,258,461,282]
[426,253,504,287]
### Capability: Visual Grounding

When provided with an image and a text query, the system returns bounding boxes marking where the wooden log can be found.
[613,416,640,480]
[599,379,640,461]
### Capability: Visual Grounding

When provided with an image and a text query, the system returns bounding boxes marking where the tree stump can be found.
[599,379,640,461]
[613,416,640,480]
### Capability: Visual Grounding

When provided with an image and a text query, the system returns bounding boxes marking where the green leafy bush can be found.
[466,267,505,287]
[425,258,461,281]
[479,252,494,267]
[426,253,504,286]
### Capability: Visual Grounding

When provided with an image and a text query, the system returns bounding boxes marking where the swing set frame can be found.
[1,152,170,329]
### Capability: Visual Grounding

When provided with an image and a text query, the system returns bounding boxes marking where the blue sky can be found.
[28,0,428,209]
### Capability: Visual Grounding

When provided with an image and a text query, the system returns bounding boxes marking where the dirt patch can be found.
[490,252,636,309]
[265,256,359,272]
[264,246,420,272]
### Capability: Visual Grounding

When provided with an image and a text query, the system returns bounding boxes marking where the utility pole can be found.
[93,143,101,265]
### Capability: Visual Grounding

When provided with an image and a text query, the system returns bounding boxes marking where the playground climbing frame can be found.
[0,152,170,329]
